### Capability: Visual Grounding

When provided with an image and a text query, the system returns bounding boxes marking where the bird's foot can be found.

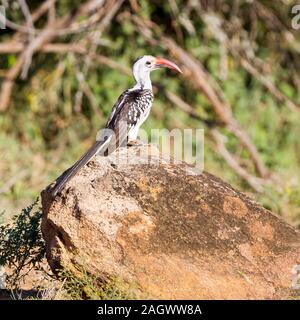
[127,139,146,147]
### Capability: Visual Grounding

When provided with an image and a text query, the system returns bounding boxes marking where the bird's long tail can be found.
[51,136,111,197]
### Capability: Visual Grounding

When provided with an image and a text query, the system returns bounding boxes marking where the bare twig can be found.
[18,0,36,79]
[201,7,300,117]
[210,130,265,192]
[163,89,220,127]
[47,0,56,25]
[0,17,35,35]
[0,23,69,111]
[32,0,56,22]
[165,89,203,119]
[0,0,123,111]
[18,0,35,30]
[240,58,300,115]
[0,42,131,76]
[2,0,122,37]
[6,0,56,45]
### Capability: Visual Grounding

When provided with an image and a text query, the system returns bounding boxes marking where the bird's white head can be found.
[132,55,182,90]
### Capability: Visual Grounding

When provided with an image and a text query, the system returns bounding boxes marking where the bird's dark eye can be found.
[146,61,151,65]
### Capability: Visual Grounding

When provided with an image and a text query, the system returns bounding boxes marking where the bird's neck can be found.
[132,71,152,91]
[132,80,152,91]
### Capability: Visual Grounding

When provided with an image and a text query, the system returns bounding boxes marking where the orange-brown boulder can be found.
[41,145,300,299]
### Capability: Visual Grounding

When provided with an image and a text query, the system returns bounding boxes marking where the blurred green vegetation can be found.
[0,0,300,227]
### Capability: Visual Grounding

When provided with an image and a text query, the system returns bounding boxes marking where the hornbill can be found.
[51,55,182,196]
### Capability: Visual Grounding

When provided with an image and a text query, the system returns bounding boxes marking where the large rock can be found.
[41,144,300,299]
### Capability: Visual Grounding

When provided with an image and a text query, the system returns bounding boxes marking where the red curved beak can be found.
[155,57,182,73]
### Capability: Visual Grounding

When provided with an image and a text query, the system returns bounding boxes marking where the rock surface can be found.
[41,144,300,299]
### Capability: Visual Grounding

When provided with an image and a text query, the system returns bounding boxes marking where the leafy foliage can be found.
[0,198,45,286]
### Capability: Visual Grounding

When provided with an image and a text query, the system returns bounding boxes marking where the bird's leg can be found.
[127,126,146,146]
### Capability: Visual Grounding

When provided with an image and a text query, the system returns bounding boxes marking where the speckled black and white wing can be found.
[106,89,154,147]
[51,89,153,196]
